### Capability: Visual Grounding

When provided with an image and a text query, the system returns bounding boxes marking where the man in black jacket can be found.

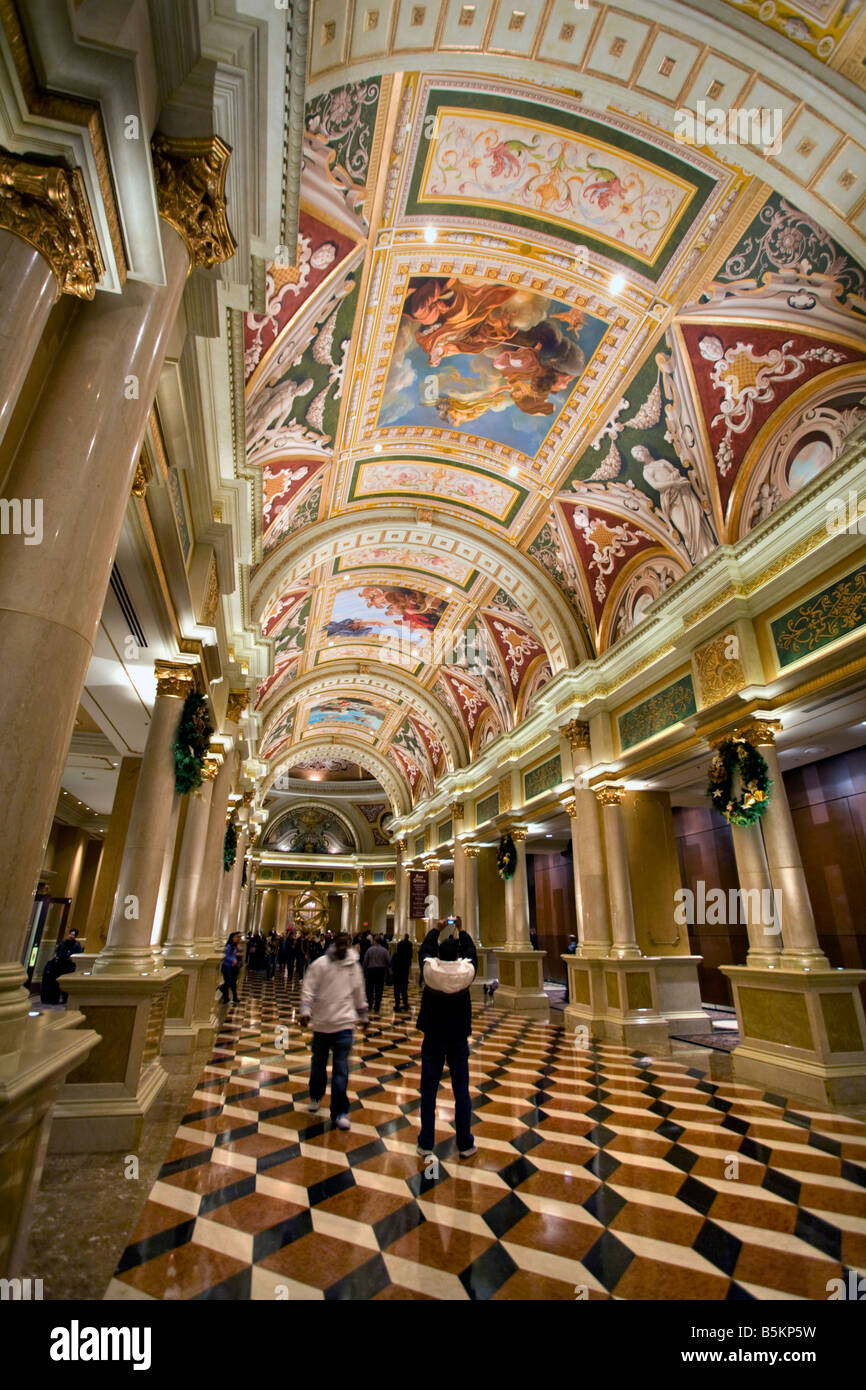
[416,934,476,1158]
[391,935,413,1013]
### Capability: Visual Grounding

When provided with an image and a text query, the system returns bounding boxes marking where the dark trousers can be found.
[365,968,386,1012]
[392,973,409,1011]
[419,1036,473,1152]
[220,964,239,1003]
[309,1029,353,1120]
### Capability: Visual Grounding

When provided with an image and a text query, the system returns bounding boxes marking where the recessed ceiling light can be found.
[423,225,438,244]
[609,273,625,295]
[546,833,553,838]
[509,464,519,477]
[373,443,382,453]
[445,585,452,593]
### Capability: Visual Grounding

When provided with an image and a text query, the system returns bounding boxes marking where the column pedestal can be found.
[654,955,708,1033]
[721,965,866,1109]
[161,952,221,1053]
[49,968,181,1152]
[490,947,549,1021]
[563,956,670,1051]
[0,1014,98,1275]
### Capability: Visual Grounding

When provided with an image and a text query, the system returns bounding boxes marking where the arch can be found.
[258,660,468,769]
[265,738,411,816]
[262,800,362,854]
[251,507,588,673]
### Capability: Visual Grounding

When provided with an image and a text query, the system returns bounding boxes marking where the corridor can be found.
[106,976,866,1301]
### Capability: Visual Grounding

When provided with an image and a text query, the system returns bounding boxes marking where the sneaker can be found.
[416,1145,434,1157]
[335,1114,351,1131]
[307,1100,320,1114]
[458,1146,477,1158]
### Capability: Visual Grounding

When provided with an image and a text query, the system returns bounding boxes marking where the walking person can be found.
[363,934,391,1015]
[219,932,243,1004]
[299,931,368,1131]
[416,934,477,1159]
[392,934,413,1014]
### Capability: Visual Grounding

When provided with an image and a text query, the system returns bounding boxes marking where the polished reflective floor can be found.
[106,972,866,1300]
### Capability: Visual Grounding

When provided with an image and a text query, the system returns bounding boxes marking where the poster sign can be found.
[409,871,428,919]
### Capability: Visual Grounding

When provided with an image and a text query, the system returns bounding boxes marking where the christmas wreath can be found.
[707,736,771,827]
[172,691,214,794]
[223,821,238,873]
[497,833,517,880]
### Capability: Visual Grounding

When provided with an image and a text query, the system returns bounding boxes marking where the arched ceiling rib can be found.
[240,44,866,794]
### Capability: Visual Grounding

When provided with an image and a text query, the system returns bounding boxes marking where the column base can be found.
[654,955,708,1034]
[490,949,549,1021]
[562,956,670,1052]
[722,965,866,1110]
[162,950,222,1054]
[49,967,181,1153]
[0,1014,99,1275]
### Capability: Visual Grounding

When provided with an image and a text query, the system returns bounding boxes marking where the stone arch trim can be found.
[250,508,587,673]
[262,799,364,854]
[265,738,411,816]
[258,660,468,770]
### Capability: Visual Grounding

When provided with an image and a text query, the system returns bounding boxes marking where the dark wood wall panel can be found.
[529,852,575,983]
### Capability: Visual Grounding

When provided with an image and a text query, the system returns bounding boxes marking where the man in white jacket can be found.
[299,932,368,1130]
[416,934,477,1158]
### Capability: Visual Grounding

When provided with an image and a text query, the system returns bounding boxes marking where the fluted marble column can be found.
[503,830,531,947]
[562,721,612,957]
[340,894,351,933]
[596,787,641,959]
[394,843,409,937]
[730,820,782,968]
[93,664,195,973]
[741,721,828,969]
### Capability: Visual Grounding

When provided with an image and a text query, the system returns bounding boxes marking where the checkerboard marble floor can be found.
[105,971,866,1301]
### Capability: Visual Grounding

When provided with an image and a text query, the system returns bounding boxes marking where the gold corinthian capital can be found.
[151,133,237,270]
[0,152,103,298]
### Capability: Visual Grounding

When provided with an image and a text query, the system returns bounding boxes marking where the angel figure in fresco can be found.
[358,586,447,633]
[403,276,585,422]
[323,617,388,639]
[631,445,716,564]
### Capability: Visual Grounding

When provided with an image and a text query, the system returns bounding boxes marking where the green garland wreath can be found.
[172,691,213,794]
[707,736,772,827]
[223,821,238,873]
[497,833,517,880]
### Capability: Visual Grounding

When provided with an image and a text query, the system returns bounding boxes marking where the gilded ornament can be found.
[154,661,197,699]
[151,133,237,270]
[200,555,220,627]
[595,786,622,807]
[0,152,103,298]
[510,827,529,842]
[498,776,513,813]
[561,719,591,752]
[693,633,746,708]
[735,719,781,747]
[131,456,150,498]
[449,800,465,818]
[201,756,220,783]
[564,798,577,818]
[462,845,480,858]
[226,690,249,724]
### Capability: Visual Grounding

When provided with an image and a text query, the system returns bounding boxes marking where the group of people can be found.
[220,913,479,1153]
[299,915,477,1153]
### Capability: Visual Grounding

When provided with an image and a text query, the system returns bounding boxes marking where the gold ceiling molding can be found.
[0,152,104,298]
[683,583,747,629]
[0,0,126,281]
[151,133,237,270]
[131,455,150,498]
[154,661,198,699]
[692,632,747,708]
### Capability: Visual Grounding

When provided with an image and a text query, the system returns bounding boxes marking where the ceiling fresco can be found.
[243,60,866,810]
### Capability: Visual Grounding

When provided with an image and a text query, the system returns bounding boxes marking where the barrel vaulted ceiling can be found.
[240,4,866,813]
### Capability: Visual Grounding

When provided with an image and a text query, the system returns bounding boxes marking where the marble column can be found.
[562,721,612,957]
[729,821,782,968]
[93,664,194,973]
[425,859,440,927]
[0,155,102,448]
[596,787,641,959]
[450,801,467,928]
[393,842,408,937]
[354,875,365,933]
[740,721,828,970]
[197,749,238,951]
[220,820,249,940]
[493,828,548,1019]
[340,894,351,933]
[0,219,190,996]
[461,846,480,943]
[163,772,215,954]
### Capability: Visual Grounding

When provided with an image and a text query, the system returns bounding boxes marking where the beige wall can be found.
[621,790,688,957]
[478,847,505,945]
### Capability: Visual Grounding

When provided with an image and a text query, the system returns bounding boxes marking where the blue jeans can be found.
[310,1029,353,1120]
[419,1037,473,1152]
